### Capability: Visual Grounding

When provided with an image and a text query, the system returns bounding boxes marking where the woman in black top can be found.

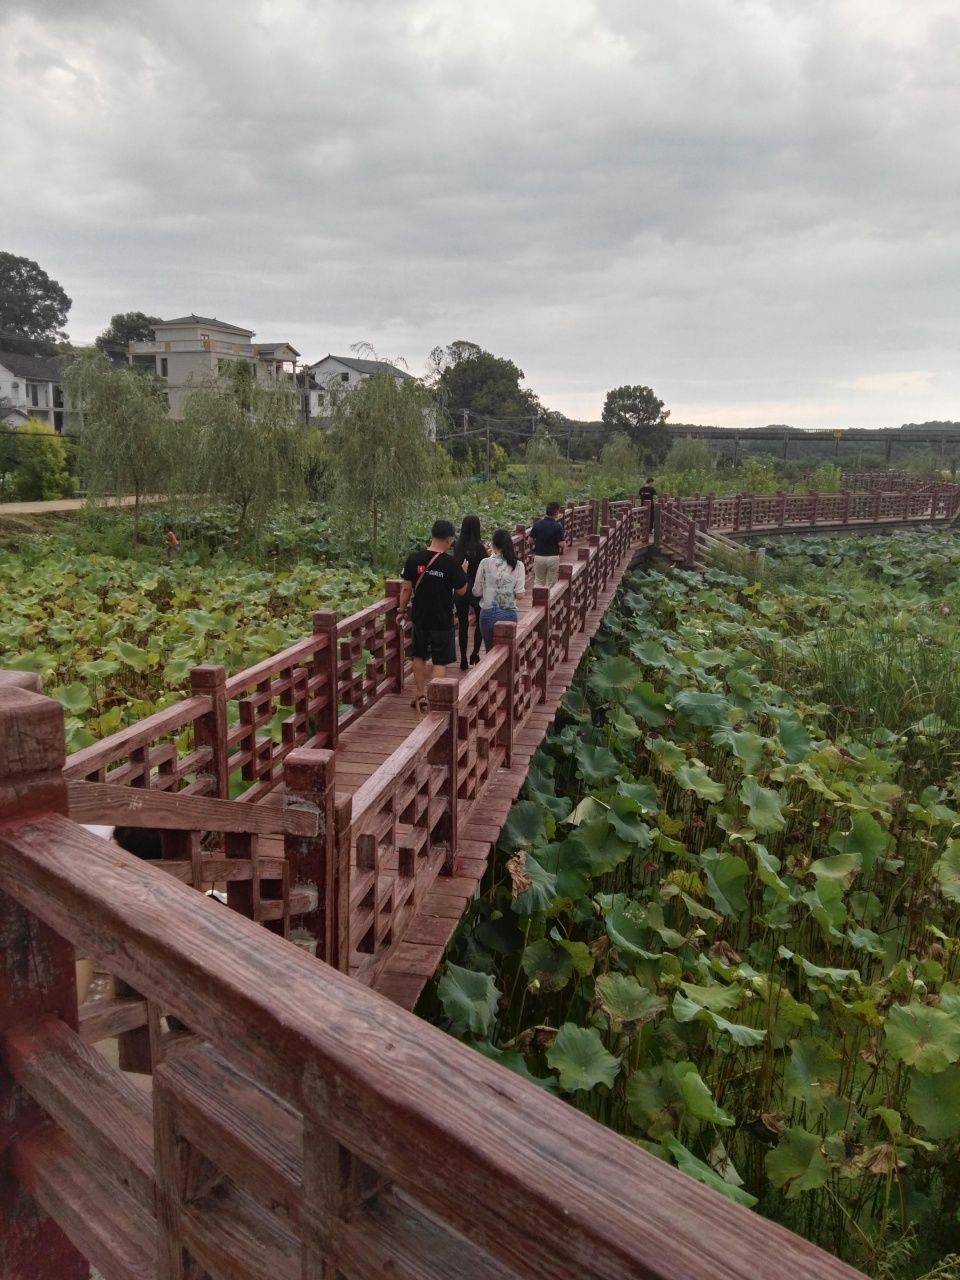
[453,514,486,669]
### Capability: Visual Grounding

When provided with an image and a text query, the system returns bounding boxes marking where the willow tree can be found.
[328,371,441,565]
[182,361,304,538]
[63,347,172,540]
[525,429,565,498]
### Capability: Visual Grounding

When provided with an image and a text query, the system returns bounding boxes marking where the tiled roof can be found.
[0,351,62,381]
[309,354,414,380]
[157,315,254,336]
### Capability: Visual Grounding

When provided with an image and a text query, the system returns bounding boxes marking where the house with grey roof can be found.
[0,352,68,431]
[299,353,417,424]
[127,314,299,417]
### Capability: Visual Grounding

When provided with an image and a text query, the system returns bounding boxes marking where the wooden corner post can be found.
[493,620,517,768]
[283,748,346,970]
[190,663,228,799]
[312,610,340,749]
[384,579,406,693]
[0,683,88,1280]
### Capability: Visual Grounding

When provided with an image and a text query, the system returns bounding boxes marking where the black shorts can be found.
[410,625,456,665]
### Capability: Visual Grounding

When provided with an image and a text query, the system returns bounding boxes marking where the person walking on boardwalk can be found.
[530,501,565,587]
[639,476,657,517]
[453,514,487,671]
[473,528,525,651]
[398,519,468,716]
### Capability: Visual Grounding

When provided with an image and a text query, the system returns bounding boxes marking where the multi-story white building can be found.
[0,353,68,432]
[299,354,416,423]
[127,314,299,417]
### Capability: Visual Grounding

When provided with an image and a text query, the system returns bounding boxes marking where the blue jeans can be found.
[479,606,517,651]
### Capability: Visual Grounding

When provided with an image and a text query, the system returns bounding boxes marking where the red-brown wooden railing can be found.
[0,681,865,1280]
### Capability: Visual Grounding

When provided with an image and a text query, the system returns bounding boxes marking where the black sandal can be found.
[470,652,481,665]
[410,695,429,718]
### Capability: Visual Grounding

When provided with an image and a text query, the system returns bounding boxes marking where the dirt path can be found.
[0,495,157,516]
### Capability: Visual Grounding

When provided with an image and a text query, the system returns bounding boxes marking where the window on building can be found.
[160,357,168,378]
[29,384,39,406]
[54,411,64,433]
[340,372,350,383]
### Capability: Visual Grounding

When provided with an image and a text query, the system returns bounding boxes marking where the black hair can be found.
[431,519,456,540]
[545,501,561,517]
[454,514,484,563]
[646,476,655,484]
[491,528,518,569]
[114,826,164,860]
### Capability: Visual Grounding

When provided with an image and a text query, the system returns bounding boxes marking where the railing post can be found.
[533,586,551,702]
[493,620,517,768]
[652,503,661,549]
[776,490,787,527]
[0,682,88,1280]
[705,493,715,528]
[426,678,459,873]
[283,748,345,969]
[809,489,819,527]
[686,518,697,565]
[312,609,340,748]
[559,564,575,661]
[384,579,405,693]
[841,490,851,524]
[733,494,742,532]
[597,527,611,589]
[190,663,229,799]
[873,490,882,523]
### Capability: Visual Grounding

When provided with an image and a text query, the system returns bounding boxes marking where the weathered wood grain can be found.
[67,779,318,836]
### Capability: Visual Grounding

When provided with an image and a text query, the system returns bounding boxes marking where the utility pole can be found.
[485,418,491,482]
[462,408,468,435]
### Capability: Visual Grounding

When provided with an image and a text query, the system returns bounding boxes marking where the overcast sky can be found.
[2,0,958,427]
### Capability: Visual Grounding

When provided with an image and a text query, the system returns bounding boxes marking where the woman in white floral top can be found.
[472,528,526,651]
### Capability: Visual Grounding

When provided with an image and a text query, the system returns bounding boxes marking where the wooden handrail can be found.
[66,779,318,836]
[0,808,862,1280]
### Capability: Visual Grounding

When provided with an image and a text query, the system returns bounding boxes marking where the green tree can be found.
[435,340,541,451]
[599,432,640,492]
[64,348,172,539]
[0,252,72,355]
[525,430,565,498]
[95,312,162,363]
[601,384,670,459]
[10,418,73,500]
[328,370,442,565]
[183,361,304,538]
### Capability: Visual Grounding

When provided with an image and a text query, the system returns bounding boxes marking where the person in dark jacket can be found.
[453,515,486,670]
[529,501,566,587]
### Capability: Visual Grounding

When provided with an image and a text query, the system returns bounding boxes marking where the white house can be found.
[127,315,299,418]
[299,354,416,423]
[0,352,67,431]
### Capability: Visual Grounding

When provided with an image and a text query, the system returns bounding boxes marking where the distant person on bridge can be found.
[453,514,486,671]
[642,476,660,524]
[473,528,525,651]
[530,501,565,587]
[398,520,468,717]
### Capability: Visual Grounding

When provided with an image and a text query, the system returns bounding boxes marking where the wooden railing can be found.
[0,681,864,1280]
[655,474,960,562]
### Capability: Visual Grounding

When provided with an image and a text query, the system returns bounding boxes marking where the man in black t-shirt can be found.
[530,501,566,587]
[639,477,657,509]
[398,519,468,714]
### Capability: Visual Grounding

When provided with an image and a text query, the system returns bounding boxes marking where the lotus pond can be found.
[427,530,960,1278]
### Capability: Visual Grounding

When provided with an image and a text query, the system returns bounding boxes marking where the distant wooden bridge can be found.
[0,473,954,1279]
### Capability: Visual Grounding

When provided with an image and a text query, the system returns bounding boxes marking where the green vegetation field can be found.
[427,529,960,1279]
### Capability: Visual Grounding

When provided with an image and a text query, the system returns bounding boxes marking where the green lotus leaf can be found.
[673,689,732,727]
[674,1062,734,1126]
[574,740,620,785]
[616,780,659,814]
[740,777,786,833]
[750,843,791,900]
[473,1041,558,1091]
[601,894,660,959]
[675,764,726,803]
[568,819,632,875]
[784,1037,842,1117]
[702,854,749,916]
[627,1067,677,1136]
[111,639,157,672]
[595,972,666,1030]
[809,852,862,883]
[673,992,765,1046]
[765,1127,830,1199]
[623,682,670,726]
[546,1023,620,1093]
[437,963,499,1039]
[906,1066,960,1138]
[663,1136,757,1208]
[934,839,960,904]
[521,939,574,992]
[51,682,92,716]
[645,736,686,773]
[534,840,594,901]
[500,800,548,853]
[609,706,642,741]
[828,812,889,875]
[711,725,766,772]
[679,981,744,1016]
[76,658,121,680]
[774,713,813,763]
[885,1003,960,1074]
[607,802,653,847]
[511,852,558,916]
[588,654,639,699]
